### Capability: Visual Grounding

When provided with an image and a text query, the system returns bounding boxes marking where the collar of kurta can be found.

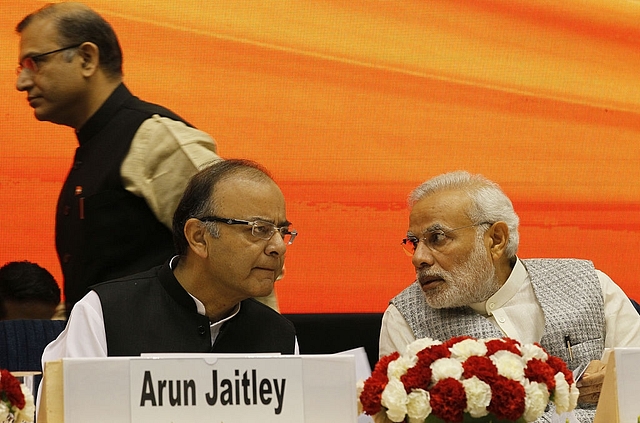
[75,83,133,146]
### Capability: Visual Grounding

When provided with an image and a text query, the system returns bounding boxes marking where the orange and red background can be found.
[1,0,639,314]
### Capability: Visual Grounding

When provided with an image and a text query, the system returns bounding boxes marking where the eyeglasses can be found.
[16,44,82,75]
[198,216,298,245]
[401,222,492,256]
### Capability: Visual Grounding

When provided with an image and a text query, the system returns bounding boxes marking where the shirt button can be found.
[62,253,72,263]
[489,303,495,310]
[63,205,71,215]
[198,326,206,335]
[73,160,83,170]
[498,317,506,323]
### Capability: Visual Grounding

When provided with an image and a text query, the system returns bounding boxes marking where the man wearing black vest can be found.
[41,159,297,358]
[15,3,220,315]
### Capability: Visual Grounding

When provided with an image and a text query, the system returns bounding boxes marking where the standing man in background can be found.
[15,2,221,315]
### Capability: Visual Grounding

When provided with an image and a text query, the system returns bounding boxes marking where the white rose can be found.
[388,355,416,380]
[520,344,548,362]
[553,373,571,414]
[356,380,365,415]
[21,384,36,422]
[431,357,463,381]
[0,401,10,423]
[407,389,432,423]
[373,411,395,423]
[381,378,408,422]
[491,350,525,381]
[405,338,441,358]
[462,376,491,418]
[568,382,579,410]
[523,380,550,422]
[450,339,488,360]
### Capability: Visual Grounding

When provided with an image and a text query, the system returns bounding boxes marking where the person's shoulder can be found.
[91,265,162,291]
[522,257,595,271]
[125,95,188,125]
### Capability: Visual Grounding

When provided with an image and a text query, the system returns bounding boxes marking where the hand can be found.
[576,359,606,404]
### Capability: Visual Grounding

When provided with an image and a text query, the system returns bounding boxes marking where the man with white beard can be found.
[378,171,640,421]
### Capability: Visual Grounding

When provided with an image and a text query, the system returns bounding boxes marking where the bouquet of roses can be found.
[0,370,34,423]
[357,336,579,423]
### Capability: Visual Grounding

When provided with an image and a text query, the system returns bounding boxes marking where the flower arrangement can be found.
[358,336,579,423]
[0,370,34,423]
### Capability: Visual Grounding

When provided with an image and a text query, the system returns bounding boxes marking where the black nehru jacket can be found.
[92,262,297,356]
[56,84,186,311]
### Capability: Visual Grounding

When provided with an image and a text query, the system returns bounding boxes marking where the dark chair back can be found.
[0,319,67,402]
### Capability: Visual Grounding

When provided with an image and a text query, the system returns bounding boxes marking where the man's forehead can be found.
[18,17,59,54]
[408,190,471,230]
[214,176,285,217]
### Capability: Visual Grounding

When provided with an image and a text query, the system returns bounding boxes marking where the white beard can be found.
[417,233,501,309]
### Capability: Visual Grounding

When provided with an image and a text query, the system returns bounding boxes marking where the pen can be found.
[75,185,85,220]
[564,335,574,361]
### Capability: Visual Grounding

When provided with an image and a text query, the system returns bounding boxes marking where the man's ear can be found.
[76,42,100,76]
[486,221,509,261]
[183,218,210,259]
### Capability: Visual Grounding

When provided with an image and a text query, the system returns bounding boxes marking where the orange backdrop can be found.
[1,0,640,313]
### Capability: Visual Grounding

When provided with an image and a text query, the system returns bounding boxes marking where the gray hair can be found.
[408,171,520,258]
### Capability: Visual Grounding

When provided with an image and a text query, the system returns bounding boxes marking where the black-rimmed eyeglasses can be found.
[17,44,83,75]
[198,216,298,245]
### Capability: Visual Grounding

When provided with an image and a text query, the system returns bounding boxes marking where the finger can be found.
[577,383,602,395]
[578,391,600,405]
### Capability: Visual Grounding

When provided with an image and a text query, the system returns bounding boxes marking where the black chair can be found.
[0,319,67,401]
[284,313,383,369]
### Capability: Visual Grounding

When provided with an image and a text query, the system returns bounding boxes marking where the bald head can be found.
[172,159,278,255]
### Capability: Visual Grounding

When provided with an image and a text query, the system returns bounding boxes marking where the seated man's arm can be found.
[42,291,107,361]
[598,270,640,348]
[379,304,415,358]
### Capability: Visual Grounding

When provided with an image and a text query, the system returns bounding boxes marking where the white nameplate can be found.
[47,354,356,423]
[594,347,640,423]
[129,356,304,423]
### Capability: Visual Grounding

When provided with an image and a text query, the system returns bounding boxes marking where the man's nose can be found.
[16,69,33,91]
[265,232,287,256]
[412,241,435,269]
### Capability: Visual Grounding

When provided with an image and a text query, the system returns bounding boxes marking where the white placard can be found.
[51,354,356,423]
[129,356,304,423]
[594,347,640,423]
[613,348,640,423]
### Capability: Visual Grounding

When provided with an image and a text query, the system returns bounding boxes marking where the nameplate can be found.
[42,354,356,423]
[129,356,304,422]
[594,347,640,423]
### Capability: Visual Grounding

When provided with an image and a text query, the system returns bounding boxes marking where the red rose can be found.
[546,356,574,385]
[417,343,450,363]
[401,356,432,393]
[430,378,467,423]
[485,338,521,356]
[360,352,399,415]
[487,376,525,421]
[0,369,26,410]
[524,358,556,391]
[360,374,387,415]
[462,355,499,385]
